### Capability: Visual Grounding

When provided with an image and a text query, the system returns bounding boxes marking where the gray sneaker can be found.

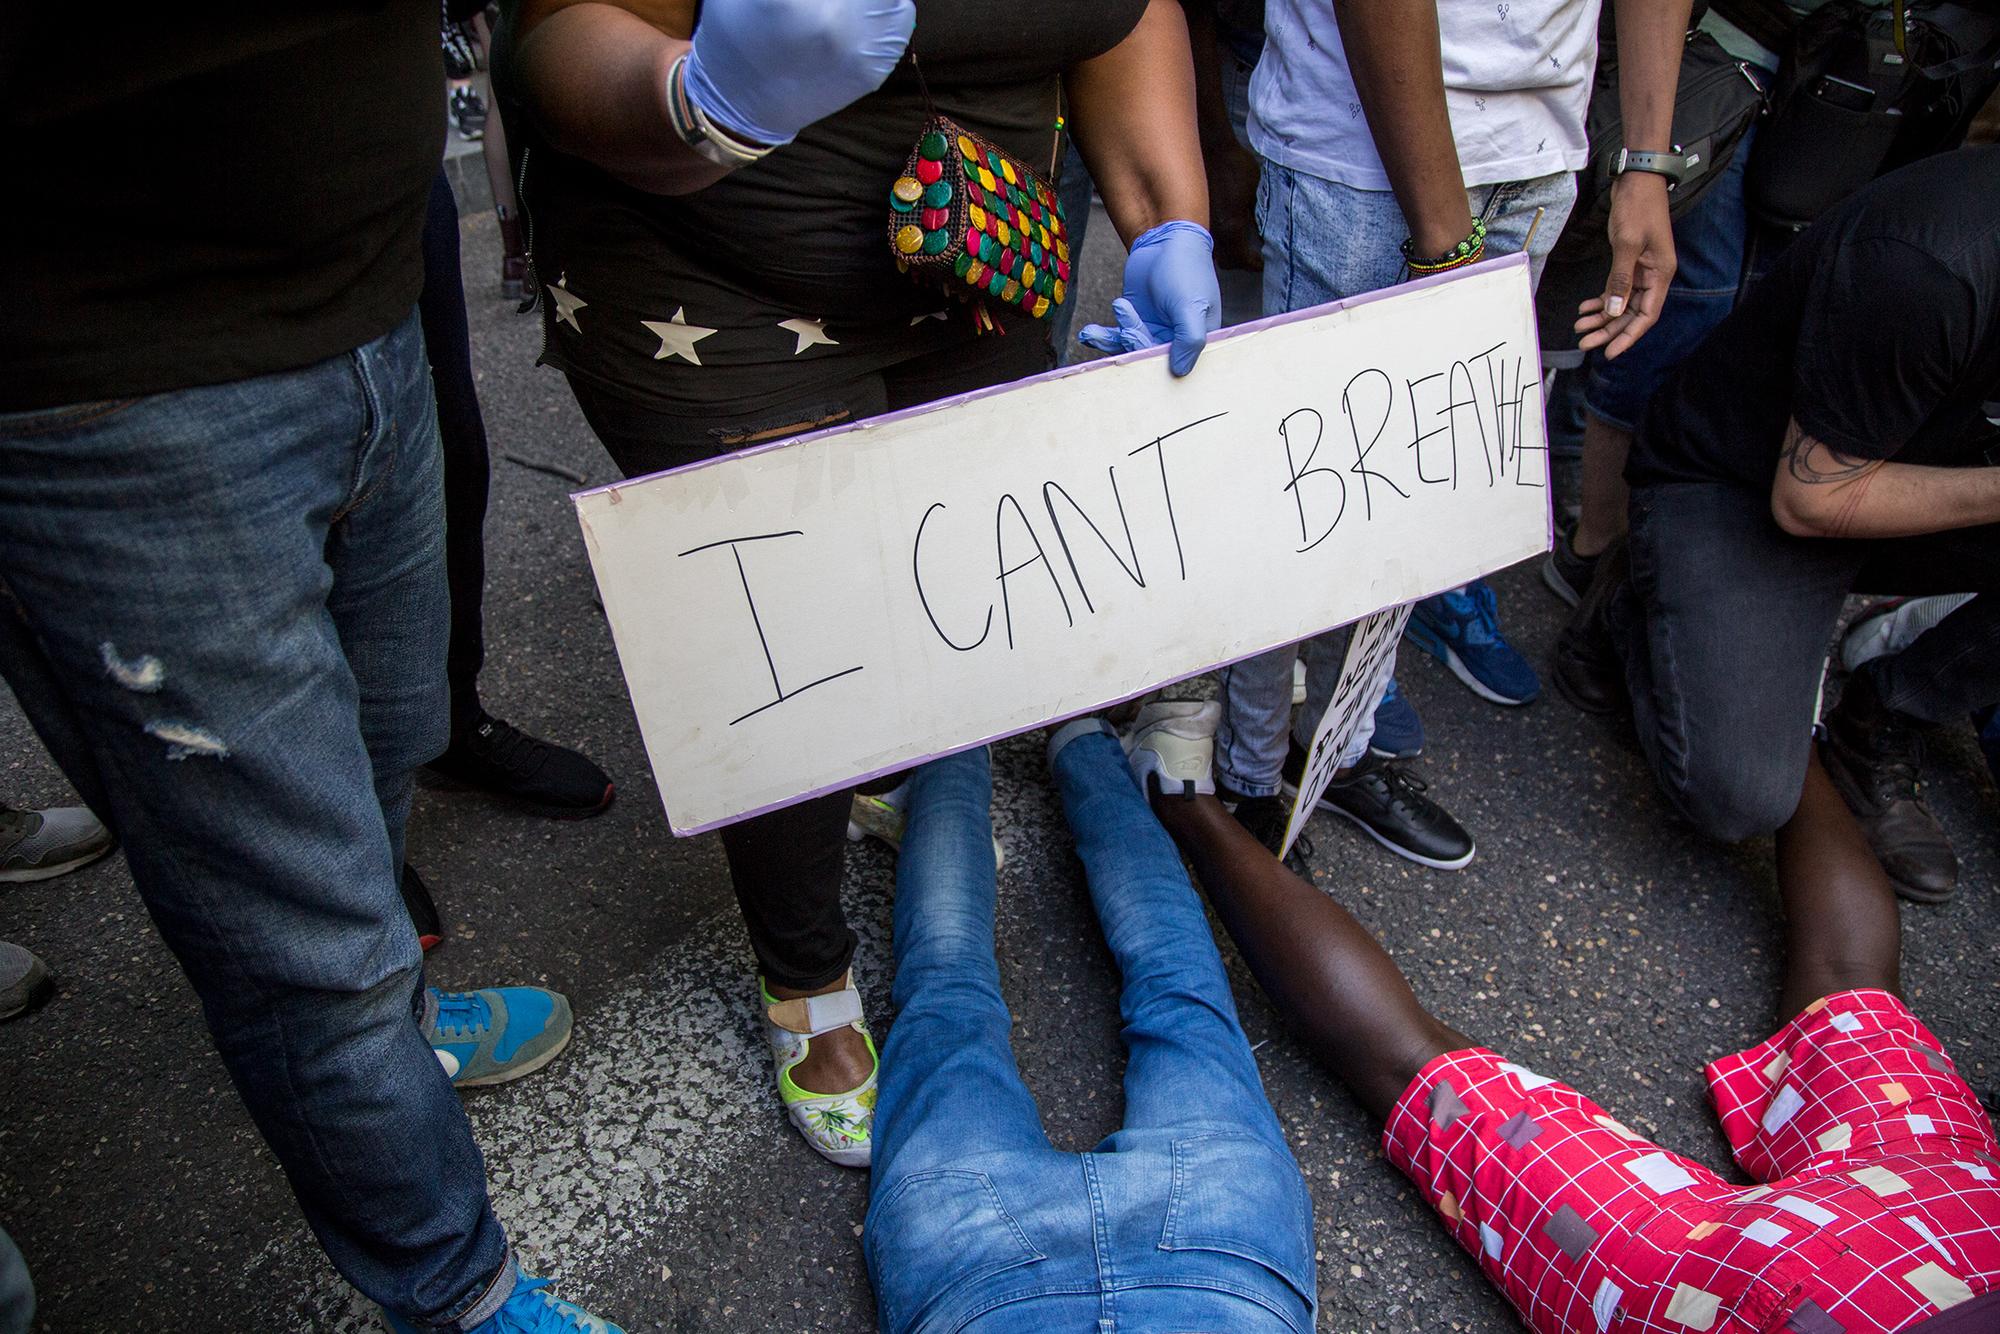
[0,941,52,1021]
[0,805,113,883]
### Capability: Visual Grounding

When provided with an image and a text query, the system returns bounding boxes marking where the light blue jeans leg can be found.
[1215,167,1411,791]
[1232,167,1578,774]
[1048,726,1284,1142]
[870,749,1051,1189]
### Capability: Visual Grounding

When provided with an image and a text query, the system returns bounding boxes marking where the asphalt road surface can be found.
[3,209,1995,1334]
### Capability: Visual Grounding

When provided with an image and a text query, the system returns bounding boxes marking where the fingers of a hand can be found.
[1076,323,1124,353]
[1599,236,1642,319]
[1605,325,1648,359]
[1611,306,1659,355]
[1079,299,1161,354]
[1111,296,1158,342]
[1577,314,1630,353]
[1167,300,1213,377]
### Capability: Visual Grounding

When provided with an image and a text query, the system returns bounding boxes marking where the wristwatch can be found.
[1610,147,1695,187]
[666,53,774,169]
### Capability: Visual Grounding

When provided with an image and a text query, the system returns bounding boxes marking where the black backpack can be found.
[1544,15,1768,270]
[1730,0,2000,227]
[1548,18,1770,267]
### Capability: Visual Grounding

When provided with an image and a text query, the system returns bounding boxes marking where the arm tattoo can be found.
[1783,423,1875,485]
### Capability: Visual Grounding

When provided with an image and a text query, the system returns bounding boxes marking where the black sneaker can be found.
[401,864,443,953]
[1542,527,1599,608]
[1283,744,1474,870]
[449,85,487,141]
[426,713,615,819]
[1551,536,1631,716]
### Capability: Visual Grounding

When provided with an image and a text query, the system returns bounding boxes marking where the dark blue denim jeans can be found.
[0,311,514,1328]
[865,739,1316,1333]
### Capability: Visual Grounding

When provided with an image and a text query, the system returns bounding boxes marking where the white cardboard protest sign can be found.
[1279,604,1412,861]
[575,254,1551,835]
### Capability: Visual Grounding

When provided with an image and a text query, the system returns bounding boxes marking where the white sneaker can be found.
[1121,700,1221,798]
[1840,595,1975,671]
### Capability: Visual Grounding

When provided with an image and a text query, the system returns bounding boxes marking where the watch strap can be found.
[1612,148,1691,186]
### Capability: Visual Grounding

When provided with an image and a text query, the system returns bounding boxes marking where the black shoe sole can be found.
[420,768,617,821]
[1889,877,1955,906]
[1542,554,1584,608]
[1,969,54,1023]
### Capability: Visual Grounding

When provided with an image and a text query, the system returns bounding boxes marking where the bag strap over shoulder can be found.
[1711,0,1801,55]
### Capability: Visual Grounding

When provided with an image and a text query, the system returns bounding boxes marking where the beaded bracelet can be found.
[1401,218,1488,276]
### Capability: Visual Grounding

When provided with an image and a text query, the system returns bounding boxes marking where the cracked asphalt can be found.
[2,207,1995,1334]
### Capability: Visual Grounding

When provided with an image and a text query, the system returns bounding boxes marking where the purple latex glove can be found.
[683,0,915,148]
[1076,220,1222,376]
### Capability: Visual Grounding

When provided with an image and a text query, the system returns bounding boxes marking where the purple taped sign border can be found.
[574,252,1551,837]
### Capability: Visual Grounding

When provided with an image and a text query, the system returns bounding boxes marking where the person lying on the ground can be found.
[1553,146,2000,905]
[862,727,1315,1334]
[1126,700,2000,1332]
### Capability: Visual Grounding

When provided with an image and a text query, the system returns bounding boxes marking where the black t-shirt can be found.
[0,5,444,411]
[509,0,1147,417]
[1632,146,2000,492]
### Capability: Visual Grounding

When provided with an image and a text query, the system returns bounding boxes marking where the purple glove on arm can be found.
[1076,220,1223,377]
[683,0,916,148]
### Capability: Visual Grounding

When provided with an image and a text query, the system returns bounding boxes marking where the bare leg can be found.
[1775,749,1902,1021]
[1572,413,1631,558]
[1151,792,1468,1120]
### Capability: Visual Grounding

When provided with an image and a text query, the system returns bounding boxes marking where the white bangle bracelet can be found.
[668,53,776,170]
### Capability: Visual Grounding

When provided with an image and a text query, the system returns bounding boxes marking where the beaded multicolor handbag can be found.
[887,113,1071,326]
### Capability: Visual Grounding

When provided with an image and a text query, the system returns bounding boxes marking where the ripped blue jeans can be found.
[0,310,515,1329]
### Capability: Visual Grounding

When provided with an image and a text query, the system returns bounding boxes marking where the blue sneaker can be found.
[1366,679,1425,759]
[383,1272,624,1333]
[426,986,573,1087]
[1407,580,1541,706]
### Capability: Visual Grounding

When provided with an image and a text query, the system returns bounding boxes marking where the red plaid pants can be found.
[1383,991,2000,1332]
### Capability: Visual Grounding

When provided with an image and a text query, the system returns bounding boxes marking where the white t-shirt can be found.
[1249,0,1603,191]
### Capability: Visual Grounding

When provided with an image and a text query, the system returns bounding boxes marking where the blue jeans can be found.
[1574,125,1759,436]
[865,739,1316,1333]
[0,311,515,1329]
[1215,167,1576,795]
